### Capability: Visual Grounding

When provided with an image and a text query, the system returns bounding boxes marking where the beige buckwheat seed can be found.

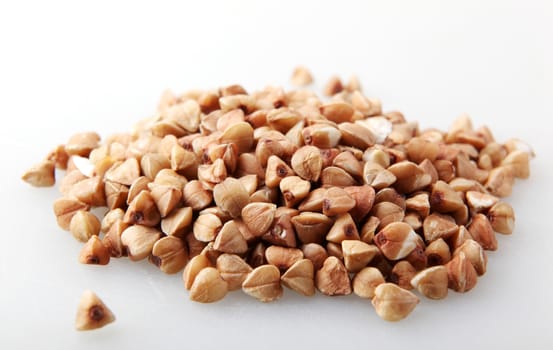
[23,70,533,322]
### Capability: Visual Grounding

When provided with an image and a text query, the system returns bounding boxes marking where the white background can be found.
[1,0,552,349]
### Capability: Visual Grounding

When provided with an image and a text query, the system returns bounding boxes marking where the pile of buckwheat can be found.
[22,67,534,325]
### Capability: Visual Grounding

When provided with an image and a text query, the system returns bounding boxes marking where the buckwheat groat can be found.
[23,70,534,322]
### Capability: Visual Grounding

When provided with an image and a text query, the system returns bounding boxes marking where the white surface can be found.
[1,0,552,349]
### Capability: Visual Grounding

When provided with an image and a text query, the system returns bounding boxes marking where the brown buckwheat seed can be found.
[281,259,316,296]
[316,256,351,296]
[242,264,283,302]
[24,71,533,322]
[216,254,253,291]
[189,267,229,303]
[79,236,110,265]
[22,160,56,187]
[372,283,419,322]
[75,290,115,331]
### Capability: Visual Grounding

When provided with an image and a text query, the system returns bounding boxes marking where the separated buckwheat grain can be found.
[291,66,313,86]
[75,290,115,331]
[23,68,534,322]
[21,160,56,187]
